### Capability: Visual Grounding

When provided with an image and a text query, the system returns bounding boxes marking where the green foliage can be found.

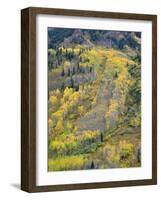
[48,130,101,157]
[129,111,141,127]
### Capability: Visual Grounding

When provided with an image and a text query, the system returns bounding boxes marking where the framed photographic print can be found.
[21,7,157,192]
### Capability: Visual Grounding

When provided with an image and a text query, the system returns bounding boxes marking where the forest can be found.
[48,28,141,171]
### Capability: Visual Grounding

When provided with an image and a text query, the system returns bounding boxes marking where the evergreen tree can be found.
[77,63,80,72]
[59,48,62,55]
[100,132,104,142]
[56,49,59,57]
[75,85,79,91]
[65,48,68,58]
[115,72,118,78]
[91,161,95,169]
[67,68,70,76]
[71,76,74,88]
[61,68,65,76]
[72,67,76,75]
[137,148,141,163]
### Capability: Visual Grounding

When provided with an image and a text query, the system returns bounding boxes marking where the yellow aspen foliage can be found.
[63,87,73,100]
[49,95,58,105]
[78,105,84,116]
[55,119,63,133]
[61,102,69,113]
[49,140,65,151]
[118,140,134,152]
[48,118,53,135]
[52,110,63,119]
[73,126,78,133]
[48,118,53,128]
[63,60,70,68]
[81,130,100,140]
[106,99,118,117]
[48,155,86,171]
[66,121,72,130]
[69,91,79,103]
[55,89,61,97]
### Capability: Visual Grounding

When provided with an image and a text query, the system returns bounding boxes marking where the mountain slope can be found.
[48,28,141,52]
[48,28,141,171]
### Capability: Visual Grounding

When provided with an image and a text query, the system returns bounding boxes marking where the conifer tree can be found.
[91,161,95,169]
[61,68,65,76]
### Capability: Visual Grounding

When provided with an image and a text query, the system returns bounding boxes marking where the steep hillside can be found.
[48,28,141,171]
[48,28,141,51]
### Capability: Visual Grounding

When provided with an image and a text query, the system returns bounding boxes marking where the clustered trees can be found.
[48,46,141,171]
